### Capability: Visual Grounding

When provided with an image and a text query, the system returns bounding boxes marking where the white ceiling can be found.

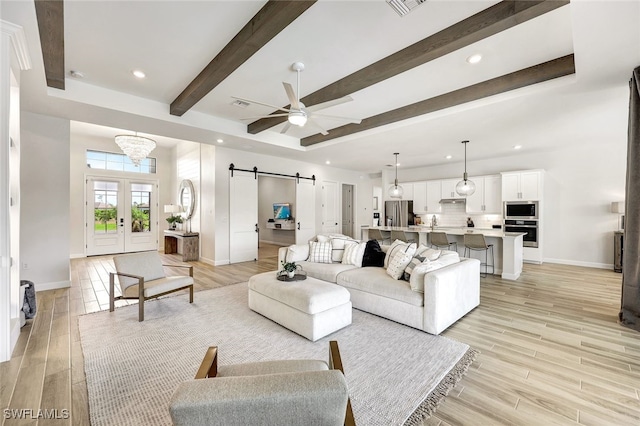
[3,0,640,173]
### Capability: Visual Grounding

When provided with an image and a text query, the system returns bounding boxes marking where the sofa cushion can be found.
[342,242,366,267]
[297,261,358,283]
[337,267,424,307]
[386,250,413,280]
[330,236,359,262]
[308,241,333,263]
[285,244,310,262]
[362,240,385,267]
[384,240,417,268]
[409,252,461,293]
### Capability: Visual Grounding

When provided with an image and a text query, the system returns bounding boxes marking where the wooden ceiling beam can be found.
[301,54,575,147]
[34,0,65,90]
[248,0,569,135]
[170,0,316,117]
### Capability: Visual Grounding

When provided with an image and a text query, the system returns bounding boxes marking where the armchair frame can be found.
[109,263,194,321]
[195,340,355,426]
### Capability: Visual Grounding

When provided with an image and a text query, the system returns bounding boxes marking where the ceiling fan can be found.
[233,62,362,136]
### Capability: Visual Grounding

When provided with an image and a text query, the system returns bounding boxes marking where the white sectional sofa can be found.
[277,242,481,335]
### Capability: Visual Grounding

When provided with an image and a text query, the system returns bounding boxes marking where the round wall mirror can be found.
[179,179,195,220]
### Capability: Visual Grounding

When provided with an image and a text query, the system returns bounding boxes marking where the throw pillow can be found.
[362,239,386,267]
[285,244,309,262]
[342,241,367,266]
[330,236,359,262]
[421,248,442,261]
[308,241,332,263]
[384,240,417,268]
[414,244,430,257]
[403,255,426,281]
[386,250,414,280]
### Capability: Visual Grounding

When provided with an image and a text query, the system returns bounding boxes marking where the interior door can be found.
[86,178,125,255]
[341,184,354,238]
[321,180,339,234]
[229,170,258,263]
[296,179,316,244]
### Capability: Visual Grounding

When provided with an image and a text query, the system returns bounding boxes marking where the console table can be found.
[164,230,199,261]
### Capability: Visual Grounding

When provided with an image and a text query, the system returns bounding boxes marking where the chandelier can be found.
[115,133,156,166]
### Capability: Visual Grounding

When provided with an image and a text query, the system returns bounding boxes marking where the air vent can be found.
[386,0,427,17]
[232,99,250,108]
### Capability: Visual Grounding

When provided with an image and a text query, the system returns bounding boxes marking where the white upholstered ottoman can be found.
[248,271,352,341]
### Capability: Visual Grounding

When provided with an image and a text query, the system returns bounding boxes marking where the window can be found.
[130,183,153,233]
[93,181,118,234]
[86,150,156,174]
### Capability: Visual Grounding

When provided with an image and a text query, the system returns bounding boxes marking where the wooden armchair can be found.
[169,340,356,426]
[109,251,194,321]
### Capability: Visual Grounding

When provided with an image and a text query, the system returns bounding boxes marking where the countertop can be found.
[363,226,524,239]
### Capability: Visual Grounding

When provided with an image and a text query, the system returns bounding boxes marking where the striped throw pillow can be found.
[342,242,366,266]
[387,250,414,280]
[403,255,426,281]
[308,241,333,263]
[330,236,359,262]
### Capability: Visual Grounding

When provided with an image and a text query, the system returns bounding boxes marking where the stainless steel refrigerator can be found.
[385,200,415,227]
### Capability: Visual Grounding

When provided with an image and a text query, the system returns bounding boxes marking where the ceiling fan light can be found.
[288,111,307,127]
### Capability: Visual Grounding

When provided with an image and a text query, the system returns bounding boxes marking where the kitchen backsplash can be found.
[417,204,502,228]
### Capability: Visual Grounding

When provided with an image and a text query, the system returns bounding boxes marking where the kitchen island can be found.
[361,226,525,280]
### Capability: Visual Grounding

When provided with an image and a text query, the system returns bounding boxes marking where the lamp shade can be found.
[164,204,181,214]
[611,201,625,214]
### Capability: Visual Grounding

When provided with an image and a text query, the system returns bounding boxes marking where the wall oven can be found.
[504,201,539,220]
[504,219,538,248]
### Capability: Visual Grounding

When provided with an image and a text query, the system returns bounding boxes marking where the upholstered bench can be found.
[248,271,352,341]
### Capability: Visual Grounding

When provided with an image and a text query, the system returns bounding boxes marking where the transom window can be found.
[87,150,156,174]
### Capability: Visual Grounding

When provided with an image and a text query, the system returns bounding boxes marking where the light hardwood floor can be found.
[2,246,639,425]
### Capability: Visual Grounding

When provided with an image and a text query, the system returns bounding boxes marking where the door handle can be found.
[119,218,124,227]
[255,224,258,233]
[297,222,301,230]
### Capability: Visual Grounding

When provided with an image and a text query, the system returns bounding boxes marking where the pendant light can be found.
[455,140,476,196]
[388,153,404,199]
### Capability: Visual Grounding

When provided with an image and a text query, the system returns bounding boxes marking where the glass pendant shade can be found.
[115,134,156,166]
[388,182,404,199]
[455,140,476,196]
[387,153,404,198]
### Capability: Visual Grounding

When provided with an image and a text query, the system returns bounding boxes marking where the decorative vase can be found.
[287,271,295,279]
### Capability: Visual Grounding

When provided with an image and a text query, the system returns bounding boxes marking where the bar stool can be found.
[430,232,457,252]
[463,233,494,277]
[390,230,416,243]
[368,228,391,245]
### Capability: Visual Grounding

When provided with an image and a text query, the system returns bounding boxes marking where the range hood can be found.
[439,198,466,204]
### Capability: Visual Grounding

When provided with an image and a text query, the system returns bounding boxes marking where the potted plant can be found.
[166,215,184,230]
[280,260,299,279]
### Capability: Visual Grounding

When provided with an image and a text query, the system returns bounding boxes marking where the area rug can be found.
[79,282,477,426]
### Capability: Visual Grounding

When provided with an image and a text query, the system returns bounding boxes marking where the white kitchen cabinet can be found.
[441,179,463,199]
[401,182,414,200]
[465,179,484,213]
[412,181,427,213]
[426,180,442,213]
[465,175,502,213]
[501,170,543,201]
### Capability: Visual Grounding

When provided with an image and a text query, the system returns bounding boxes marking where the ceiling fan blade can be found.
[280,122,292,134]
[307,118,329,136]
[240,113,290,121]
[231,96,290,113]
[310,113,362,124]
[282,82,300,110]
[306,96,353,113]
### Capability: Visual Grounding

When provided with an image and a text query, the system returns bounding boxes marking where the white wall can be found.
[20,112,71,289]
[69,132,174,257]
[214,147,374,265]
[258,176,296,246]
[200,144,215,264]
[175,141,201,234]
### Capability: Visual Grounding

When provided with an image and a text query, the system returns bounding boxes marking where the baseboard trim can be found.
[259,240,291,247]
[214,259,230,266]
[544,258,613,270]
[35,280,71,292]
[70,253,86,259]
[199,256,215,266]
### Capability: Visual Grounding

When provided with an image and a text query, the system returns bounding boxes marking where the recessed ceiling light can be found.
[132,70,146,79]
[216,139,223,143]
[445,155,452,160]
[69,70,84,78]
[513,145,522,150]
[325,160,331,165]
[466,54,482,64]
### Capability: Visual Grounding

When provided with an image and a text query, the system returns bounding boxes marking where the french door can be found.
[86,176,158,256]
